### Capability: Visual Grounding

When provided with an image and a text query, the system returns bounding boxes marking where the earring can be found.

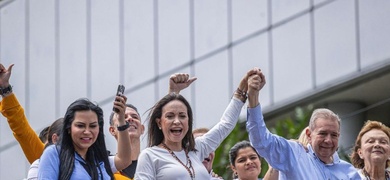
[233,172,238,179]
[158,127,161,130]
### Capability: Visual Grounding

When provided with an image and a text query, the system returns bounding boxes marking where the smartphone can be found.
[113,84,125,112]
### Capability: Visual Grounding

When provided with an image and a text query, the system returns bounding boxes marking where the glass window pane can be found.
[273,15,312,103]
[314,0,357,85]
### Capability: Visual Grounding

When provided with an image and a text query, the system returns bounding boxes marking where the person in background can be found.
[350,120,390,179]
[27,118,64,180]
[108,73,196,180]
[0,63,45,164]
[229,140,262,180]
[38,95,132,179]
[109,103,143,180]
[38,126,50,144]
[193,127,223,180]
[245,68,361,179]
[135,68,258,179]
[263,126,309,180]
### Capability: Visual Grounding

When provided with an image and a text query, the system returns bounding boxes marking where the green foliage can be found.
[212,106,313,180]
[269,106,313,139]
[338,146,352,163]
[213,121,248,180]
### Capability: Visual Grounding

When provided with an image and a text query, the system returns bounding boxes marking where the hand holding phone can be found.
[113,84,125,113]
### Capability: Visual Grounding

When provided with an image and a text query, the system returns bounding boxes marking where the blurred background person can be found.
[27,118,63,180]
[109,103,143,180]
[38,126,50,144]
[193,127,223,180]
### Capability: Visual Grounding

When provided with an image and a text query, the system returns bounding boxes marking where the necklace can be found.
[161,143,195,179]
[363,168,390,180]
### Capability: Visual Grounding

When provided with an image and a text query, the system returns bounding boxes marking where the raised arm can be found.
[246,68,300,172]
[196,68,260,158]
[0,63,44,163]
[246,68,270,151]
[168,73,197,94]
[113,94,132,170]
[246,68,275,150]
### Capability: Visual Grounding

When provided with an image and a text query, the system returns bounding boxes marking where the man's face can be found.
[307,118,340,163]
[193,132,215,172]
[110,107,144,139]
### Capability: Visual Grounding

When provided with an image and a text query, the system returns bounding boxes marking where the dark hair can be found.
[45,118,64,148]
[350,120,390,169]
[58,98,114,180]
[39,126,50,143]
[229,140,261,179]
[229,140,260,167]
[147,93,195,151]
[109,103,139,126]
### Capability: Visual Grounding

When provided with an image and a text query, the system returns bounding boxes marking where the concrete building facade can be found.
[1,0,389,179]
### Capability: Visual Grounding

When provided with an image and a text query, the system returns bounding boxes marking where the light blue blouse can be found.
[38,145,112,180]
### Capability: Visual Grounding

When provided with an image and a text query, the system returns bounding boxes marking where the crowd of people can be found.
[0,63,389,180]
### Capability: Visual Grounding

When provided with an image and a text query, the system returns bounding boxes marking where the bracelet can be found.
[234,88,247,103]
[117,121,130,131]
[0,84,13,96]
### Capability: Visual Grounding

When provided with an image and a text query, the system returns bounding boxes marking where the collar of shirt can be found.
[307,144,341,166]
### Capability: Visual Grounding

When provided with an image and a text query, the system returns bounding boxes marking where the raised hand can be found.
[247,68,265,96]
[113,95,128,124]
[0,63,14,88]
[234,68,264,103]
[247,68,265,108]
[168,73,197,94]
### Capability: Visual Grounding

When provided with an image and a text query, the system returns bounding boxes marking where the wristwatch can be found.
[0,85,13,96]
[117,121,130,131]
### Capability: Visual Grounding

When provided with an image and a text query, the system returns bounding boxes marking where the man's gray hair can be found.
[308,108,341,131]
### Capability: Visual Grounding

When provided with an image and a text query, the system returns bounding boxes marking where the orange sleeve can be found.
[114,172,131,180]
[0,93,45,164]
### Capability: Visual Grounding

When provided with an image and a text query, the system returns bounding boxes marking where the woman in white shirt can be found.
[135,68,261,180]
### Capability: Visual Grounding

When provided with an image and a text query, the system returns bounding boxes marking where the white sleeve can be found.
[195,98,243,160]
[108,156,118,173]
[27,159,40,180]
[134,148,156,180]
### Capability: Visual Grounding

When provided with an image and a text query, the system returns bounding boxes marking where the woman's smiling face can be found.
[71,110,99,157]
[358,129,390,165]
[157,100,189,149]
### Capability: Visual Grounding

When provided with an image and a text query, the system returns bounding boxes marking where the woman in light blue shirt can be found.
[38,95,132,180]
